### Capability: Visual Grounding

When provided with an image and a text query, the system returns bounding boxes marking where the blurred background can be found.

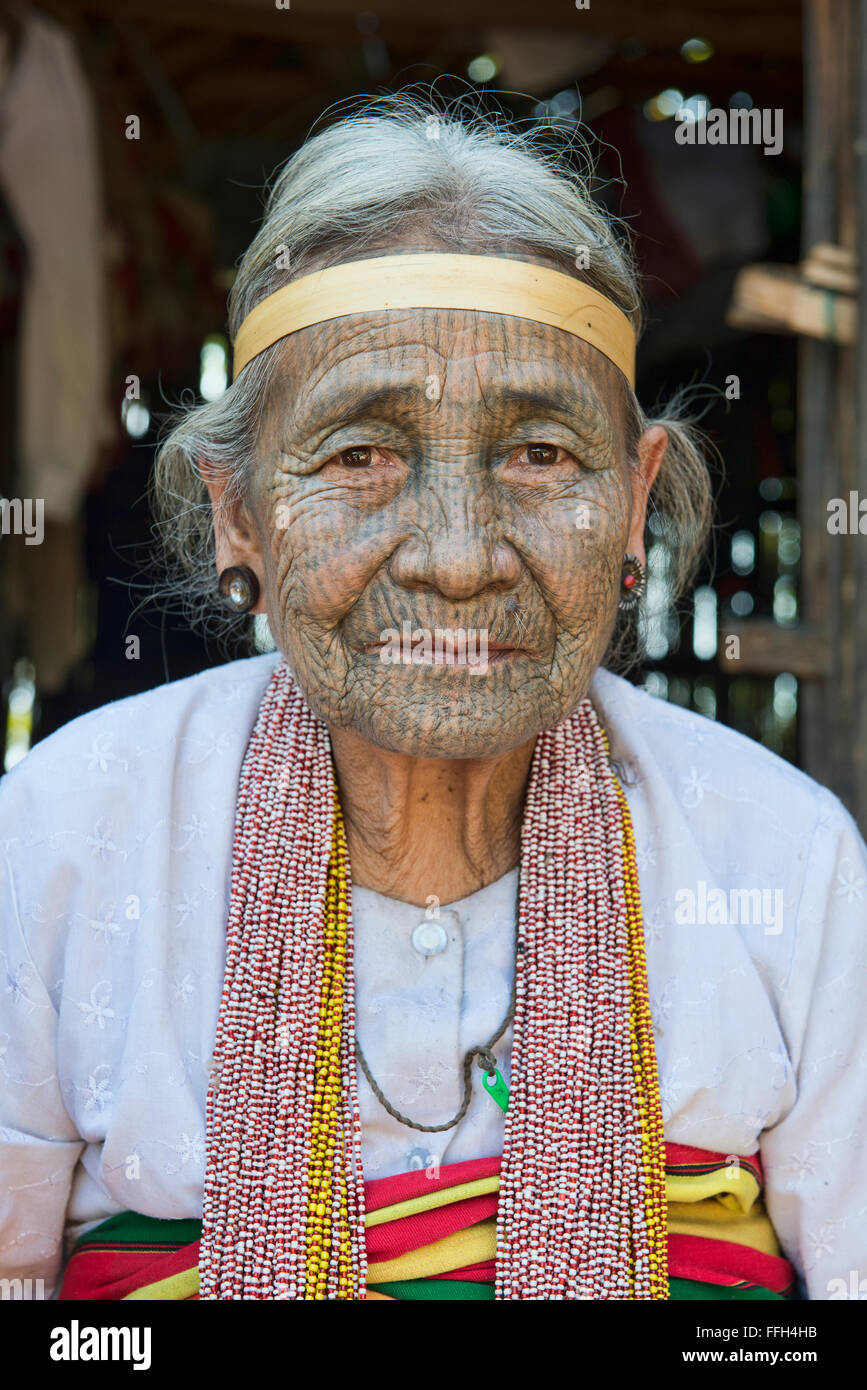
[1,0,865,827]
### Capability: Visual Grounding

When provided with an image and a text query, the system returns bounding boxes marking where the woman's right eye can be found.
[339,446,373,468]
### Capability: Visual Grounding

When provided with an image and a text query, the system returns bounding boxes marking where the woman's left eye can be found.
[524,443,562,465]
[522,444,561,467]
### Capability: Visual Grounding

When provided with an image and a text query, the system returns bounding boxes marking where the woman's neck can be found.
[327,724,536,907]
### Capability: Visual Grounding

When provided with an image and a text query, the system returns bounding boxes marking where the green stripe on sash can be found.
[73,1211,203,1249]
[369,1279,495,1300]
[669,1277,783,1301]
[369,1277,783,1301]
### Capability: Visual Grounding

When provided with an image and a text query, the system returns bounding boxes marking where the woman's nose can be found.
[388,477,520,600]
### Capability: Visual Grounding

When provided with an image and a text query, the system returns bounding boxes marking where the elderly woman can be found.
[2,95,866,1304]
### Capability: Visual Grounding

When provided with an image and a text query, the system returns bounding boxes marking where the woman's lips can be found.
[412,645,518,667]
[361,643,525,667]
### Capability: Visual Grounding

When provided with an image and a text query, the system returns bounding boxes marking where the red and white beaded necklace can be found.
[198,658,668,1299]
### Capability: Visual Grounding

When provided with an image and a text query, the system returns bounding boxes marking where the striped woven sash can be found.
[58,1144,798,1301]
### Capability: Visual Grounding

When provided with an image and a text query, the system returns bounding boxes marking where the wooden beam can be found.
[40,0,804,55]
[728,263,857,344]
[802,241,859,293]
[716,621,831,678]
[294,0,805,54]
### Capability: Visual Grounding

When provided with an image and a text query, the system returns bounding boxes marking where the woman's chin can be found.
[348,719,530,760]
[332,680,566,759]
[286,646,595,759]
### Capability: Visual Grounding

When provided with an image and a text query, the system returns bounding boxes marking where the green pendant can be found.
[482,1067,510,1113]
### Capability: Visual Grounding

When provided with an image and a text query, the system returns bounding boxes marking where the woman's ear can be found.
[626,424,667,565]
[199,460,266,614]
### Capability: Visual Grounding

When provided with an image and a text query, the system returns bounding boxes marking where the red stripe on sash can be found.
[59,1239,202,1301]
[367,1191,498,1260]
[667,1234,795,1295]
[666,1143,763,1184]
[364,1154,501,1214]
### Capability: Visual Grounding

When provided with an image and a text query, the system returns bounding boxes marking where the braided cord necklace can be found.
[355,927,517,1132]
[199,659,669,1300]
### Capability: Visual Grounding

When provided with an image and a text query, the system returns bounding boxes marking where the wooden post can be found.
[798,0,844,799]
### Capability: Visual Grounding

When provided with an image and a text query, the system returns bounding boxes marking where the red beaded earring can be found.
[619,553,646,611]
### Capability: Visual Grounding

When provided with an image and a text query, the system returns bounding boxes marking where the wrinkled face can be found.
[239,303,644,758]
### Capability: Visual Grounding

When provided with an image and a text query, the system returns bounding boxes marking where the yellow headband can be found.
[231,253,636,385]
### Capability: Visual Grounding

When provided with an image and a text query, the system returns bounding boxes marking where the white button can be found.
[411,919,449,957]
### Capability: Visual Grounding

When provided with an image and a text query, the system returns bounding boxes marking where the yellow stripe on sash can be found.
[668,1198,782,1258]
[366,1218,497,1283]
[666,1165,761,1215]
[365,1175,501,1228]
[123,1267,201,1301]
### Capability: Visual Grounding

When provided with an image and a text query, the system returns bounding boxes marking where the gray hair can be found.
[150,90,714,664]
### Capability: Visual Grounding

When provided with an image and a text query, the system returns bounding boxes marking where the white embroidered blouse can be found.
[1,652,866,1299]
